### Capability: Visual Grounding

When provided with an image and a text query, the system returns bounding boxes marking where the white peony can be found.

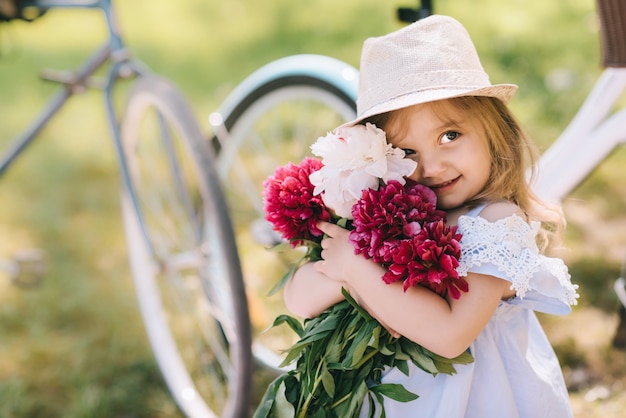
[308,123,417,219]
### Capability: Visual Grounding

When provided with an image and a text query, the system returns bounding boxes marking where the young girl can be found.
[283,15,579,417]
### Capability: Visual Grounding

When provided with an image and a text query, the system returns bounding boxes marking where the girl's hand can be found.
[315,221,401,338]
[315,221,366,283]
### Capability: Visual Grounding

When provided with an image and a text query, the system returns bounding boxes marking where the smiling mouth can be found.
[430,176,460,190]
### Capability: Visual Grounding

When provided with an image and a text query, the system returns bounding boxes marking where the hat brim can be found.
[341,83,518,128]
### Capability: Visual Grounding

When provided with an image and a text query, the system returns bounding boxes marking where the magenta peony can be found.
[350,179,467,300]
[262,157,332,247]
[260,154,472,418]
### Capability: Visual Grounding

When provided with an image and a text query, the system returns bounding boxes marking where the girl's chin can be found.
[436,198,465,211]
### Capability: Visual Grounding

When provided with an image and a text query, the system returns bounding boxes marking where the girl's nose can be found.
[418,152,445,179]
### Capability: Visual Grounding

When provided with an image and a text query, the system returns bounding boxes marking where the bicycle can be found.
[0,0,357,417]
[532,0,626,348]
[0,1,253,417]
[209,0,626,387]
[208,53,358,371]
[3,0,623,416]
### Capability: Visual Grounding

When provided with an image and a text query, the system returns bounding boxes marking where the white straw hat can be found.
[346,15,518,126]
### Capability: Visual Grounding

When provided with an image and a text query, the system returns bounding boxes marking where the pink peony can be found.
[263,157,331,247]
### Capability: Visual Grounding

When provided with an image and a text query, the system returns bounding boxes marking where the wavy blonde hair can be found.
[362,96,564,250]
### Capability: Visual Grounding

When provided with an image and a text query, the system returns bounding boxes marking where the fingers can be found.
[317,221,345,237]
[387,328,401,339]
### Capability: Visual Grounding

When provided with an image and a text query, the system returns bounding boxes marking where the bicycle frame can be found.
[534,67,626,203]
[0,0,162,254]
[2,4,254,415]
[0,0,146,175]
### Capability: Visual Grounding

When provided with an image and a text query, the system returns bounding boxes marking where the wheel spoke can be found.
[121,76,251,418]
[216,81,355,370]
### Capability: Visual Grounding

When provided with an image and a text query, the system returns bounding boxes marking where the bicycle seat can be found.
[597,0,626,67]
[0,0,46,23]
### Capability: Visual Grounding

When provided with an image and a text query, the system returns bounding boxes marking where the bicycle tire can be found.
[212,69,357,371]
[119,75,252,418]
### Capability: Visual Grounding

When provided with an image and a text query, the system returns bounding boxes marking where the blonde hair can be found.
[363,96,564,250]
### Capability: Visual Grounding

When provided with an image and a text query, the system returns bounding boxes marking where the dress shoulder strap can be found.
[464,203,489,218]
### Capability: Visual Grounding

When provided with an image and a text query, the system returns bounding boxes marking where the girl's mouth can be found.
[430,176,460,192]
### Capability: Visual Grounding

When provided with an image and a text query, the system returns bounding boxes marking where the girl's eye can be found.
[440,131,460,144]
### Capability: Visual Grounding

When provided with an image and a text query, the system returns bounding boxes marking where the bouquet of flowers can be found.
[254,123,473,418]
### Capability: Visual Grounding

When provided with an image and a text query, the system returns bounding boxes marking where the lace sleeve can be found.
[456,214,579,309]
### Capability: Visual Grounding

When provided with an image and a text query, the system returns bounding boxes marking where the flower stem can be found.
[297,360,325,418]
[330,392,351,409]
[328,348,382,410]
[353,346,380,369]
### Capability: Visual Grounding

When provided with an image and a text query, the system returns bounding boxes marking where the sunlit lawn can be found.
[0,0,624,416]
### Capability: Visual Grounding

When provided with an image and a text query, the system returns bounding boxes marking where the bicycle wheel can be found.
[211,66,357,371]
[119,75,252,418]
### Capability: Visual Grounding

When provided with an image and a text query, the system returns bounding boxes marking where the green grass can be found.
[0,0,624,416]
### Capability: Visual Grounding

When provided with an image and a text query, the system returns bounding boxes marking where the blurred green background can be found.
[0,0,624,416]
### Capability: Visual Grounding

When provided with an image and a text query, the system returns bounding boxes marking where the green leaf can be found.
[292,326,334,348]
[302,312,342,340]
[395,359,409,376]
[320,362,335,398]
[344,380,369,418]
[301,238,323,255]
[283,375,300,405]
[354,358,374,384]
[266,266,296,297]
[331,378,365,417]
[341,288,374,320]
[252,374,294,418]
[270,314,304,337]
[368,392,379,418]
[273,380,297,418]
[432,350,474,375]
[252,389,275,417]
[370,391,387,418]
[431,359,456,375]
[434,349,474,365]
[345,321,376,367]
[400,339,439,374]
[370,383,419,403]
[350,338,371,368]
[369,324,382,349]
[265,242,294,253]
[263,290,476,417]
[311,409,327,418]
[325,330,345,364]
[378,342,395,356]
[280,345,307,368]
[336,217,349,228]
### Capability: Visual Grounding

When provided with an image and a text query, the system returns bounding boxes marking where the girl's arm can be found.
[284,259,403,338]
[283,262,346,318]
[315,221,510,359]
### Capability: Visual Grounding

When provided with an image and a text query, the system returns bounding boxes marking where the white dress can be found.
[360,206,579,418]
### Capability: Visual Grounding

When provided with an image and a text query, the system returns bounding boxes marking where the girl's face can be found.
[386,100,491,210]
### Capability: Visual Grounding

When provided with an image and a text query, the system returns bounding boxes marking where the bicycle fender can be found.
[211,54,359,124]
